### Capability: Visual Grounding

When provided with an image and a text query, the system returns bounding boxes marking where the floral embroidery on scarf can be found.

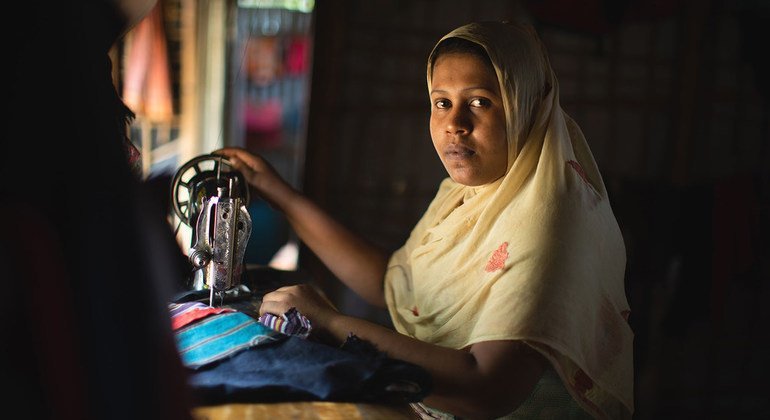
[573,369,594,395]
[566,160,589,184]
[485,242,509,273]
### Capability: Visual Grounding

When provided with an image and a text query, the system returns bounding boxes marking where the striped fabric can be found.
[174,311,282,369]
[168,301,236,330]
[258,307,312,339]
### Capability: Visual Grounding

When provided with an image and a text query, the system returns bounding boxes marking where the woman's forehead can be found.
[430,53,500,91]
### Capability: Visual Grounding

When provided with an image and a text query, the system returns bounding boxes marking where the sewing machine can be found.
[170,153,253,306]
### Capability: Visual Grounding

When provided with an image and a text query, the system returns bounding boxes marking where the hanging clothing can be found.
[384,22,633,419]
[122,2,174,122]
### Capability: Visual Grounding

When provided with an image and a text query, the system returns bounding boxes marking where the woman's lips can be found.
[444,144,475,160]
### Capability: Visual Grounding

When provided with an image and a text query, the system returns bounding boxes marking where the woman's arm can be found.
[214,147,389,307]
[261,284,548,420]
[331,316,547,419]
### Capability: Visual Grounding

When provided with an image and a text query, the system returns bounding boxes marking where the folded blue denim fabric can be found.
[175,311,283,369]
[188,334,432,405]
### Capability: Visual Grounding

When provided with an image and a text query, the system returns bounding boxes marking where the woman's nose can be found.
[446,107,471,135]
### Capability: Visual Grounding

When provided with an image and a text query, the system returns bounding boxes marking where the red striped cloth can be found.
[168,302,236,330]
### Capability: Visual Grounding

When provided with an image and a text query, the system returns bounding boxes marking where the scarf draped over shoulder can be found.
[384,22,633,419]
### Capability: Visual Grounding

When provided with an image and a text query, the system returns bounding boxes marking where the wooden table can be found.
[192,402,418,419]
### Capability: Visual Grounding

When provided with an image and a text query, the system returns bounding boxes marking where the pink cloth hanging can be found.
[122,2,173,122]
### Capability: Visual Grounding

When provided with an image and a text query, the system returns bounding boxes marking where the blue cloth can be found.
[175,312,283,369]
[188,334,432,405]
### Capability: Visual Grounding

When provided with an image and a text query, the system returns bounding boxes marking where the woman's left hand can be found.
[259,284,338,334]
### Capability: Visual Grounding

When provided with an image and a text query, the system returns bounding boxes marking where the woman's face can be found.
[429,52,507,187]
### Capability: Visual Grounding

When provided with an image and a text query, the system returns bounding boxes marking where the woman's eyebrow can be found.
[430,87,499,95]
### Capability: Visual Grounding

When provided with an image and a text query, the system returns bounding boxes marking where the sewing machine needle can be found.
[209,286,214,307]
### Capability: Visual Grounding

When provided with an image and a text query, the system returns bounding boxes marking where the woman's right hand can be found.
[213,147,295,210]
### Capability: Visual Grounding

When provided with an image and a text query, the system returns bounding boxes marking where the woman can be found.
[216,21,633,419]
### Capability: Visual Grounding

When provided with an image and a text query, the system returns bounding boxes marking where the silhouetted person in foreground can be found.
[2,1,192,418]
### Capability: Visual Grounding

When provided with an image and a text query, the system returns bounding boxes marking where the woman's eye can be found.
[470,98,490,107]
[435,99,450,109]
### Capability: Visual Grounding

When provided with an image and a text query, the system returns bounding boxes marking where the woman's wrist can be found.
[323,313,384,346]
[310,310,348,346]
[257,178,299,212]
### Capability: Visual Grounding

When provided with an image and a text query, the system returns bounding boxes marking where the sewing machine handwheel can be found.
[170,153,250,226]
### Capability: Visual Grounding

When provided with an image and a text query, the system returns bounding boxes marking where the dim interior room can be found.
[4,0,767,419]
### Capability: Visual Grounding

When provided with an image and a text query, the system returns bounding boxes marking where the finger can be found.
[274,285,302,293]
[211,147,243,156]
[212,148,252,167]
[211,149,234,162]
[223,156,263,188]
[210,149,249,170]
[219,147,255,164]
[261,289,298,308]
[261,289,287,301]
[258,299,294,317]
[224,155,249,173]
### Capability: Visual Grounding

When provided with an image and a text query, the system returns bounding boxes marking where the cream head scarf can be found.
[384,22,633,419]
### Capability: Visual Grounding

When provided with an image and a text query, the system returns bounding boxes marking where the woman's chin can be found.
[448,169,504,187]
[448,173,484,187]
